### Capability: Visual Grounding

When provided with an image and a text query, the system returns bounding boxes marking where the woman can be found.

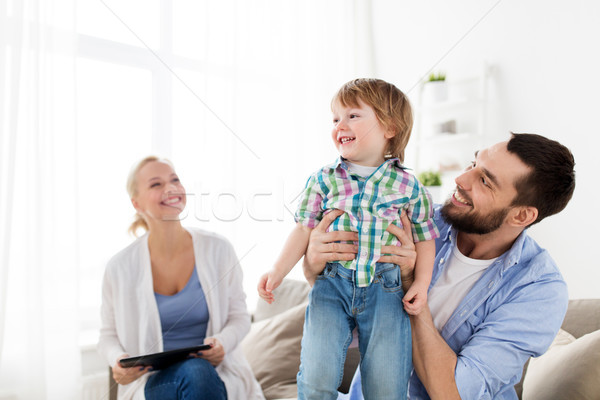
[98,156,264,400]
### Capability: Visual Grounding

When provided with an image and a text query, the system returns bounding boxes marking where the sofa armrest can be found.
[561,298,600,338]
[515,298,600,399]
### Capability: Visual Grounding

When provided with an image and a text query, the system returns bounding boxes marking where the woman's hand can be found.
[379,212,417,291]
[112,354,152,386]
[302,209,358,286]
[196,337,225,367]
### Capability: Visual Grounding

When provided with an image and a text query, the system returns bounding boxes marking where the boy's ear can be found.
[508,206,538,227]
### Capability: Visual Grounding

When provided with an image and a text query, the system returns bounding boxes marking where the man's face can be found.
[441,141,531,235]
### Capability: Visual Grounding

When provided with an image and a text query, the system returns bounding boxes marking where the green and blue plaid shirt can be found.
[295,157,439,287]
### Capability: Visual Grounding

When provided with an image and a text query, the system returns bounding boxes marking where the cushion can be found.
[242,302,307,400]
[253,279,310,323]
[522,328,600,399]
[561,299,600,339]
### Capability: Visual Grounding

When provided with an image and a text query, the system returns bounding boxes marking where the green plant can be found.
[418,170,442,186]
[427,71,446,82]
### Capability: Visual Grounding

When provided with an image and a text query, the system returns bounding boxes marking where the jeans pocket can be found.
[315,263,335,281]
[378,265,404,294]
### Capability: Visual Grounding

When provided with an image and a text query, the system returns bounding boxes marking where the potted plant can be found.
[422,71,447,103]
[418,170,443,203]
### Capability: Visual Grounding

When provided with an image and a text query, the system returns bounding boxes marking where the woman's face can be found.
[131,160,186,223]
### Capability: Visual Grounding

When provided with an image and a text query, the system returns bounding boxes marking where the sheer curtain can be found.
[1,0,374,398]
[0,0,81,398]
[170,0,378,306]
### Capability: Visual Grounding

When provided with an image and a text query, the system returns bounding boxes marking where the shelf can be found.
[412,63,492,175]
[417,132,479,146]
[417,97,482,113]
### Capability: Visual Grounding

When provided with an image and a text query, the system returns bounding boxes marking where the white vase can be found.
[422,81,448,104]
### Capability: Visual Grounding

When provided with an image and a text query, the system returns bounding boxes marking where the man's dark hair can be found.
[507,133,575,226]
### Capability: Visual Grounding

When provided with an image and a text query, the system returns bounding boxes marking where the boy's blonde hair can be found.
[332,78,413,162]
[126,155,174,236]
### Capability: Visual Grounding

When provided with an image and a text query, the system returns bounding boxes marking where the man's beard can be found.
[440,199,509,235]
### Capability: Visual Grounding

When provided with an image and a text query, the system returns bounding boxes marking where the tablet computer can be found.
[119,344,212,370]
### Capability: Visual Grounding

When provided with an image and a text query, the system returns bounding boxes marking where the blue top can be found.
[341,206,568,400]
[154,267,210,352]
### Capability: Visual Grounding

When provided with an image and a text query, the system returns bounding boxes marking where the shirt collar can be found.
[333,156,403,172]
[446,226,528,272]
[501,229,528,270]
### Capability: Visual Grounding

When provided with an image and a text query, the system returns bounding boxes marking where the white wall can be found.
[371,0,600,298]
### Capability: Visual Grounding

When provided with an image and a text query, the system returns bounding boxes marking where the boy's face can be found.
[331,99,394,167]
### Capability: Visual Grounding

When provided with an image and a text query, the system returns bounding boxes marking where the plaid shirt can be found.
[295,157,439,287]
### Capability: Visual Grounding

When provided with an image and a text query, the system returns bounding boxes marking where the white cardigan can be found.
[97,228,264,400]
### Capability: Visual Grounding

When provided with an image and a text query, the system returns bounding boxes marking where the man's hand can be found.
[302,209,358,286]
[380,211,417,292]
[112,354,152,386]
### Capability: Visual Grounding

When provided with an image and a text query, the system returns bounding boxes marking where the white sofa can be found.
[241,279,600,400]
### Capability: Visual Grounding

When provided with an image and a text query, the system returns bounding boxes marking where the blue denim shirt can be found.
[340,207,569,400]
[408,207,569,399]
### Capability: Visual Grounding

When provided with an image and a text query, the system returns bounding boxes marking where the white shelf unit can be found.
[411,64,493,178]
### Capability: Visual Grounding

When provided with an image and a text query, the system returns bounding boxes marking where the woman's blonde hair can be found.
[332,78,413,162]
[126,155,174,236]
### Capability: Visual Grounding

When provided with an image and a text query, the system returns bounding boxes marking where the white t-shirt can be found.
[428,244,497,331]
[346,161,378,178]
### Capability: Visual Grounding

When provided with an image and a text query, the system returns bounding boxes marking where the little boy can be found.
[258,79,439,399]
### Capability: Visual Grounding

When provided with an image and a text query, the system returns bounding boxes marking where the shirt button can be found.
[488,281,494,289]
[439,258,445,264]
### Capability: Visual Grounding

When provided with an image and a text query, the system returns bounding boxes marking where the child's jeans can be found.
[297,262,412,400]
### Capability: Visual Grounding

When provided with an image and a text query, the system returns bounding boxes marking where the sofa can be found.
[107,279,599,399]
[241,279,600,400]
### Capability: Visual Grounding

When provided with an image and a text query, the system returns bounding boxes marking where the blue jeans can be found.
[297,262,412,400]
[144,358,227,400]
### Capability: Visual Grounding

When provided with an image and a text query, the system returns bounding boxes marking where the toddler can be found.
[258,78,439,399]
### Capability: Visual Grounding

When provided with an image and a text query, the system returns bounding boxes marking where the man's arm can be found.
[302,209,358,285]
[383,218,461,400]
[385,221,568,399]
[410,307,461,399]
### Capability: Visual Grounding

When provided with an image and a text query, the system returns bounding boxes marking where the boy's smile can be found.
[331,99,394,167]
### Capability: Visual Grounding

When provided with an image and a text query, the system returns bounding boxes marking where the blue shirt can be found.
[154,267,210,352]
[342,206,568,399]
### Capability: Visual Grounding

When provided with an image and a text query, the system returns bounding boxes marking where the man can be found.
[303,133,576,399]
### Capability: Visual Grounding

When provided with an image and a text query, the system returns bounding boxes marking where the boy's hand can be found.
[402,282,428,315]
[257,269,284,303]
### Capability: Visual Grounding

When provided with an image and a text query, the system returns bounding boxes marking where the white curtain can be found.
[169,0,377,303]
[0,0,81,398]
[0,0,374,398]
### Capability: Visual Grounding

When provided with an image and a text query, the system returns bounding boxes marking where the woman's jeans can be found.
[144,357,227,400]
[297,262,412,400]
